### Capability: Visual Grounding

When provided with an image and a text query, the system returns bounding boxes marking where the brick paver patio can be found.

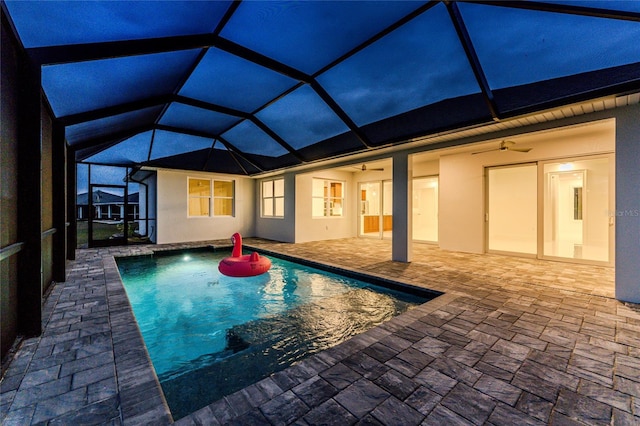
[2,238,638,425]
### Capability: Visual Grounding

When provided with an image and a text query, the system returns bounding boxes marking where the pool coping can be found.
[109,243,448,424]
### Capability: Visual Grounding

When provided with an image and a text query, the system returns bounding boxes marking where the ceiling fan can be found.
[353,163,384,171]
[471,140,532,155]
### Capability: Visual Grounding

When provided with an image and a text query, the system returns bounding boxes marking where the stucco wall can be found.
[615,104,640,303]
[155,169,255,244]
[255,173,295,243]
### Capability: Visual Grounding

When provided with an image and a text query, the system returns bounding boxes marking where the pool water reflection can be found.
[116,249,430,419]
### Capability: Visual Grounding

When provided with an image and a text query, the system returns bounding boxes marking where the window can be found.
[188,178,234,217]
[213,180,234,216]
[312,179,344,217]
[188,178,211,216]
[262,178,284,217]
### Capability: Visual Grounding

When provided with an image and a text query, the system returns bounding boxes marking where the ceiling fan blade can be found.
[471,148,498,155]
[510,147,532,153]
[354,164,385,171]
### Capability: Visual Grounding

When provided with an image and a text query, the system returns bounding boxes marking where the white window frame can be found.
[188,177,235,217]
[312,179,345,217]
[212,179,235,217]
[262,178,285,218]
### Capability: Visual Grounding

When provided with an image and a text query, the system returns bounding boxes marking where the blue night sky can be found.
[6,0,640,187]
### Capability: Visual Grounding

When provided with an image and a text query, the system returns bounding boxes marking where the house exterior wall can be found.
[615,104,640,303]
[155,169,255,244]
[255,172,295,243]
[148,173,158,243]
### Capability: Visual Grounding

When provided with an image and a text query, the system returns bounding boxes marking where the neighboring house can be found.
[77,190,139,221]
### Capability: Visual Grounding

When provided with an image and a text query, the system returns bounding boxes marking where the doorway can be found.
[543,157,612,263]
[88,184,128,247]
[486,164,537,255]
[485,155,613,264]
[359,180,393,239]
[412,176,439,243]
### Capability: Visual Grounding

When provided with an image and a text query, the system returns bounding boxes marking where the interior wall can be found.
[155,169,255,244]
[295,170,355,243]
[439,120,616,254]
[412,159,439,177]
[1,17,21,359]
[255,172,295,243]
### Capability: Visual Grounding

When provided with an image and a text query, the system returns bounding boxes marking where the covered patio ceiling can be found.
[4,0,640,176]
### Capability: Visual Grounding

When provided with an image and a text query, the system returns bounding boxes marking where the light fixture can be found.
[559,163,573,171]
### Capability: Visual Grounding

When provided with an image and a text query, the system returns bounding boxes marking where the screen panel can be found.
[317,4,481,127]
[43,49,202,117]
[159,103,240,136]
[256,85,349,149]
[5,0,232,48]
[460,2,640,90]
[66,106,163,145]
[222,121,289,157]
[179,48,298,113]
[83,131,154,165]
[149,130,214,160]
[220,0,426,74]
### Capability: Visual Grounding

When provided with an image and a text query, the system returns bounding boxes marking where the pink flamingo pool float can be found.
[218,233,271,277]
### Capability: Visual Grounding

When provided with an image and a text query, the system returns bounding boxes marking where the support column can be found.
[615,104,640,303]
[392,152,412,262]
[66,151,77,260]
[283,172,296,243]
[52,122,67,282]
[17,58,42,336]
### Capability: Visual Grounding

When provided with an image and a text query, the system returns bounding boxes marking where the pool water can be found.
[116,248,430,419]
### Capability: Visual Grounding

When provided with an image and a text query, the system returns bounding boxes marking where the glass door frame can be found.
[485,162,538,258]
[358,180,392,240]
[484,154,614,266]
[412,175,439,244]
[538,153,614,266]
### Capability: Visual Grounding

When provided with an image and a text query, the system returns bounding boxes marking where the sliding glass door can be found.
[486,164,537,255]
[359,180,392,239]
[413,176,438,243]
[543,157,611,263]
[486,155,612,264]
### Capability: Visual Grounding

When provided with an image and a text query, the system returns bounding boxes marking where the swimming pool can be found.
[116,248,433,419]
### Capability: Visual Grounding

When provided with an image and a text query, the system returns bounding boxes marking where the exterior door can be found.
[486,164,538,255]
[412,176,438,243]
[542,156,612,264]
[359,180,393,239]
[88,184,128,247]
[359,182,381,237]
